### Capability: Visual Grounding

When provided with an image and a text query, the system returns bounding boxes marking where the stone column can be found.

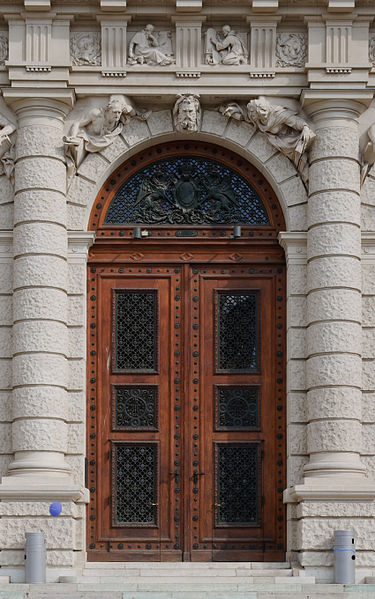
[0,94,85,500]
[286,93,375,500]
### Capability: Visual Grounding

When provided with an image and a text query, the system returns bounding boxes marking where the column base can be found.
[0,475,89,502]
[284,476,375,503]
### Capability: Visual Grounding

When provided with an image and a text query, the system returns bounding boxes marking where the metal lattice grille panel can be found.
[217,292,258,371]
[113,444,157,526]
[216,444,259,526]
[114,386,158,430]
[217,386,258,429]
[104,156,270,226]
[114,291,157,371]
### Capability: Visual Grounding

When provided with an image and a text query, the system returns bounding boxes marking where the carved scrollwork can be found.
[276,33,307,68]
[0,34,8,66]
[71,32,101,66]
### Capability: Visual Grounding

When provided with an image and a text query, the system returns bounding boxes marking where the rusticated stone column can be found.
[0,96,84,500]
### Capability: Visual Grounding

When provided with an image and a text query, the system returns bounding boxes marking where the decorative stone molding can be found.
[99,17,130,75]
[127,25,174,66]
[173,93,201,133]
[276,33,307,68]
[176,71,200,78]
[248,17,280,75]
[70,32,101,66]
[204,25,248,65]
[219,96,315,186]
[0,33,8,66]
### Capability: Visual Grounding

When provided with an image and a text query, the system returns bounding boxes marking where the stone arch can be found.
[66,109,307,233]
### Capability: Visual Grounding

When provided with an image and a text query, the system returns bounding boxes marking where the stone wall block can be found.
[0,176,14,206]
[16,126,65,161]
[0,423,11,452]
[307,223,360,259]
[288,203,307,231]
[67,175,96,209]
[297,517,375,551]
[66,455,84,485]
[0,501,81,518]
[15,157,66,194]
[362,174,375,206]
[247,131,277,163]
[362,423,375,455]
[309,191,361,226]
[308,256,361,291]
[14,223,67,258]
[68,327,84,359]
[224,119,255,147]
[13,320,68,356]
[0,328,12,358]
[0,516,77,549]
[309,160,359,195]
[67,423,84,454]
[14,288,67,323]
[147,110,173,136]
[289,392,307,422]
[77,153,109,183]
[362,392,375,423]
[300,549,375,567]
[67,391,84,423]
[99,134,127,163]
[307,321,361,355]
[0,360,12,389]
[287,264,307,294]
[67,204,86,230]
[68,359,84,391]
[307,419,362,453]
[363,359,375,389]
[298,501,375,519]
[307,354,362,389]
[0,263,13,294]
[122,118,150,147]
[362,264,375,294]
[201,111,227,137]
[12,418,67,452]
[0,203,13,230]
[266,153,297,183]
[0,297,12,326]
[14,255,67,291]
[14,190,66,226]
[307,387,362,421]
[13,387,68,420]
[287,328,306,359]
[307,288,361,323]
[289,423,307,454]
[287,359,306,391]
[13,353,68,387]
[280,176,307,207]
[0,391,11,422]
[287,457,308,486]
[310,127,359,162]
[361,204,375,231]
[287,296,306,327]
[68,295,84,326]
[68,263,86,295]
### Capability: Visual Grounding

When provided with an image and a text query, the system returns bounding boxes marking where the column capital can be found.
[2,88,75,116]
[301,90,373,123]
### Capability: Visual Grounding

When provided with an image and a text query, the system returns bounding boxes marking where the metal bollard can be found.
[333,530,355,584]
[25,532,46,583]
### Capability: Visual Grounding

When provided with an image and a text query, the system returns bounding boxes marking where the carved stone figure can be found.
[63,95,151,188]
[128,24,174,66]
[220,96,315,184]
[369,36,375,64]
[173,94,201,133]
[205,25,247,65]
[276,33,307,68]
[0,111,16,183]
[0,34,8,66]
[71,32,101,66]
[361,121,375,185]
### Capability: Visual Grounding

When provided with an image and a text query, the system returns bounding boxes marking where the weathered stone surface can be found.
[307,288,361,323]
[68,295,84,326]
[307,419,362,453]
[287,327,306,359]
[309,190,360,226]
[280,175,307,207]
[122,118,150,147]
[16,125,65,161]
[0,360,12,389]
[68,263,86,295]
[362,423,375,455]
[68,358,84,391]
[14,287,67,322]
[0,390,11,422]
[14,190,66,225]
[310,127,359,162]
[363,359,375,389]
[247,131,277,163]
[362,297,375,327]
[306,354,362,389]
[266,153,297,183]
[297,517,375,551]
[13,353,68,387]
[287,359,306,391]
[15,157,66,194]
[288,392,307,423]
[288,203,307,231]
[0,176,13,205]
[13,320,68,355]
[307,223,360,259]
[147,110,173,136]
[99,134,128,162]
[67,203,87,230]
[67,390,84,423]
[225,118,255,147]
[0,327,12,358]
[67,175,97,208]
[0,296,12,325]
[67,423,85,454]
[363,264,375,294]
[12,387,68,420]
[287,455,308,486]
[0,202,13,229]
[307,387,361,421]
[361,174,375,206]
[288,296,306,326]
[0,423,11,452]
[307,321,361,355]
[300,549,375,567]
[287,264,307,294]
[289,423,307,454]
[362,392,375,423]
[361,203,375,231]
[308,255,361,291]
[0,501,81,517]
[297,501,375,518]
[13,418,67,452]
[14,255,67,291]
[201,110,227,136]
[77,153,109,182]
[0,263,12,294]
[0,516,79,549]
[66,454,85,485]
[68,327,84,359]
[14,223,67,257]
[0,454,11,478]
[309,159,359,195]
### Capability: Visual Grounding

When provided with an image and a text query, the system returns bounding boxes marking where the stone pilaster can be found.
[0,94,86,502]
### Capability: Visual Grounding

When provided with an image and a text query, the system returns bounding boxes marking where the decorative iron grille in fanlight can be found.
[104,156,270,226]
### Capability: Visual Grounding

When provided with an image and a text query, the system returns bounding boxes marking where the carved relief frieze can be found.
[369,35,375,65]
[173,94,201,132]
[127,25,174,66]
[0,99,17,185]
[0,34,8,66]
[204,25,248,65]
[276,33,307,68]
[71,32,101,66]
[219,96,315,186]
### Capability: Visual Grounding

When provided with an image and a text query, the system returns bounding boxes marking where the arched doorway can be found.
[87,141,286,562]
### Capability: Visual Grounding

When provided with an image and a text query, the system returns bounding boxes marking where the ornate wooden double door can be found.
[88,258,285,562]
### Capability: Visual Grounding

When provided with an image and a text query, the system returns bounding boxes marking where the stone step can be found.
[83,561,291,569]
[80,568,294,578]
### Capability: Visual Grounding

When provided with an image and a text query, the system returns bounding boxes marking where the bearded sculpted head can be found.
[173,94,201,133]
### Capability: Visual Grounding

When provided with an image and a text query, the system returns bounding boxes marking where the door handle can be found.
[192,470,205,485]
[170,470,180,484]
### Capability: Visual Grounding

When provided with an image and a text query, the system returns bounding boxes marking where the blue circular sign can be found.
[49,502,62,517]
